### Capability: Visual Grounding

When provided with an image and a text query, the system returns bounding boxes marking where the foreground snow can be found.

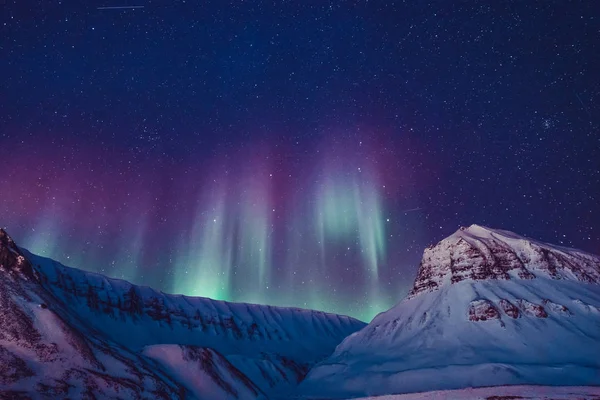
[352,385,600,399]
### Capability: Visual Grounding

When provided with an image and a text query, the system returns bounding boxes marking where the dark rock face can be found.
[279,356,310,383]
[0,346,34,385]
[517,300,548,318]
[410,225,600,297]
[499,299,520,318]
[542,299,571,315]
[182,346,261,398]
[469,298,560,321]
[0,229,34,279]
[468,299,500,321]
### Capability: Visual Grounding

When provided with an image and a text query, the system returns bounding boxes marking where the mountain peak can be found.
[0,227,13,242]
[460,223,492,233]
[299,226,600,398]
[410,225,600,297]
[0,228,35,279]
[453,224,521,240]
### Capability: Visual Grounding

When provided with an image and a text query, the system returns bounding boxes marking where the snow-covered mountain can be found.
[0,228,365,399]
[298,224,600,399]
[4,225,600,399]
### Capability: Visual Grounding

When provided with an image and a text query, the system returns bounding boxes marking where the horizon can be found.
[3,222,596,323]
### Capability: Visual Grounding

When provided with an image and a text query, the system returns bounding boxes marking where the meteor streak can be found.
[97,5,144,10]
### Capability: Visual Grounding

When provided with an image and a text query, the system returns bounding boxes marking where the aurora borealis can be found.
[1,133,421,320]
[2,2,599,321]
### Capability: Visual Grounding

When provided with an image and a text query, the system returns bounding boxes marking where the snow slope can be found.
[0,229,184,398]
[0,228,365,398]
[298,225,600,399]
[351,385,600,400]
[143,345,264,400]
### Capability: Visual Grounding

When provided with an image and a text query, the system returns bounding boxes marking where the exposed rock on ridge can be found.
[0,228,34,279]
[410,224,600,297]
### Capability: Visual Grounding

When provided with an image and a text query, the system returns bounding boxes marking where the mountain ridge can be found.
[0,228,365,399]
[3,225,600,399]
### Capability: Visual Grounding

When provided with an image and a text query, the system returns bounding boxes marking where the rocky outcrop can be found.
[499,299,520,318]
[468,298,553,322]
[0,346,34,385]
[468,299,500,321]
[144,345,264,399]
[410,225,600,297]
[542,299,570,315]
[0,228,34,279]
[516,299,548,318]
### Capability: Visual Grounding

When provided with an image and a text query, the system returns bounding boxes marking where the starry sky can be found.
[1,1,599,321]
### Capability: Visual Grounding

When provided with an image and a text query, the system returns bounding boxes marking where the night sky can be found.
[1,1,599,321]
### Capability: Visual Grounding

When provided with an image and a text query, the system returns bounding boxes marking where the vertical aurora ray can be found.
[173,182,234,300]
[23,205,63,259]
[354,181,386,280]
[112,209,149,283]
[315,166,386,283]
[236,165,273,302]
[171,150,275,304]
[1,131,417,323]
[300,134,390,320]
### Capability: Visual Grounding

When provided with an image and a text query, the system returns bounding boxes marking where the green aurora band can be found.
[11,138,401,322]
